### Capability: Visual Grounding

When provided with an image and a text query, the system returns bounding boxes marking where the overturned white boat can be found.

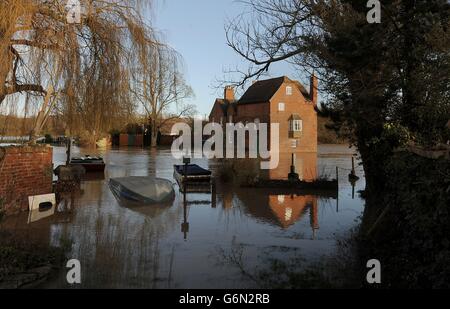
[109,177,175,205]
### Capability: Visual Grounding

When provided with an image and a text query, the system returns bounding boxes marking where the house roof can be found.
[289,114,302,120]
[213,98,237,115]
[238,76,311,105]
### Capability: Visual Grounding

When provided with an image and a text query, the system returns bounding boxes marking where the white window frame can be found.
[290,119,303,132]
[286,86,293,96]
[278,102,285,112]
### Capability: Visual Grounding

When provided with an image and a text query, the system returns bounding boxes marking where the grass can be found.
[218,230,364,289]
[0,235,67,282]
[0,204,69,286]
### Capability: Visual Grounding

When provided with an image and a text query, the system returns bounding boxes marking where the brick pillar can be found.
[0,145,53,214]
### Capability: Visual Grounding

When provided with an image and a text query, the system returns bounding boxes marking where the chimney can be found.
[310,73,318,106]
[224,86,235,101]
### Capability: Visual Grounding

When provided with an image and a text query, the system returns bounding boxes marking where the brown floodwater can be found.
[1,144,365,288]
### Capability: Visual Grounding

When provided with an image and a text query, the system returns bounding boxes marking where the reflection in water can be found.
[268,195,318,231]
[230,189,326,241]
[237,151,320,182]
[270,151,318,181]
[0,145,365,288]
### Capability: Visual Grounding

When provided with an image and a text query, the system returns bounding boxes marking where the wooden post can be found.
[351,157,356,176]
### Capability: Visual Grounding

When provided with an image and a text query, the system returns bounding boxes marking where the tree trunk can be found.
[151,131,158,148]
[356,133,394,234]
[150,118,158,148]
[29,86,54,144]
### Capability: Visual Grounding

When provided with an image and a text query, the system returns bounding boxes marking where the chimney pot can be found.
[224,86,235,101]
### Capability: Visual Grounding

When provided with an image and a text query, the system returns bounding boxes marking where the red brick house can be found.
[209,75,318,181]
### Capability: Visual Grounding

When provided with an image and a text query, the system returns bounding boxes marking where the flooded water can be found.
[1,144,365,288]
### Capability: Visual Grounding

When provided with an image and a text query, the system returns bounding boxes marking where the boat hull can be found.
[109,177,175,205]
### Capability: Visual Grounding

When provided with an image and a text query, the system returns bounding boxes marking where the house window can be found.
[289,114,302,138]
[285,207,292,222]
[291,140,298,148]
[286,86,293,96]
[278,102,285,112]
[290,119,303,132]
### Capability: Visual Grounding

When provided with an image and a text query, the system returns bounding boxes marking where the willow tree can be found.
[131,39,195,147]
[0,0,153,143]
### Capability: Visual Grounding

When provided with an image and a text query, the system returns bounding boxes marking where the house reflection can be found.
[268,194,319,230]
[270,151,317,181]
[231,188,321,235]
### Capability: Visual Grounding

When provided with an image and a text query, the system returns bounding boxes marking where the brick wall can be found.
[270,80,317,153]
[0,145,53,214]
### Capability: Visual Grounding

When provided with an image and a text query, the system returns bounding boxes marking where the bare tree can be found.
[0,0,154,143]
[225,0,450,193]
[131,41,195,147]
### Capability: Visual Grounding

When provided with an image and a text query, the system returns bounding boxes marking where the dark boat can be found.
[70,155,106,172]
[174,164,212,185]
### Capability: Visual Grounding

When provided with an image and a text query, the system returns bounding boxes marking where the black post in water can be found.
[182,196,188,240]
[183,156,190,202]
[288,153,299,181]
[66,137,71,166]
[349,157,360,182]
[211,179,216,208]
[181,156,190,240]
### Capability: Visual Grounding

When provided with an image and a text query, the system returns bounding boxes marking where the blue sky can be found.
[149,0,301,117]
